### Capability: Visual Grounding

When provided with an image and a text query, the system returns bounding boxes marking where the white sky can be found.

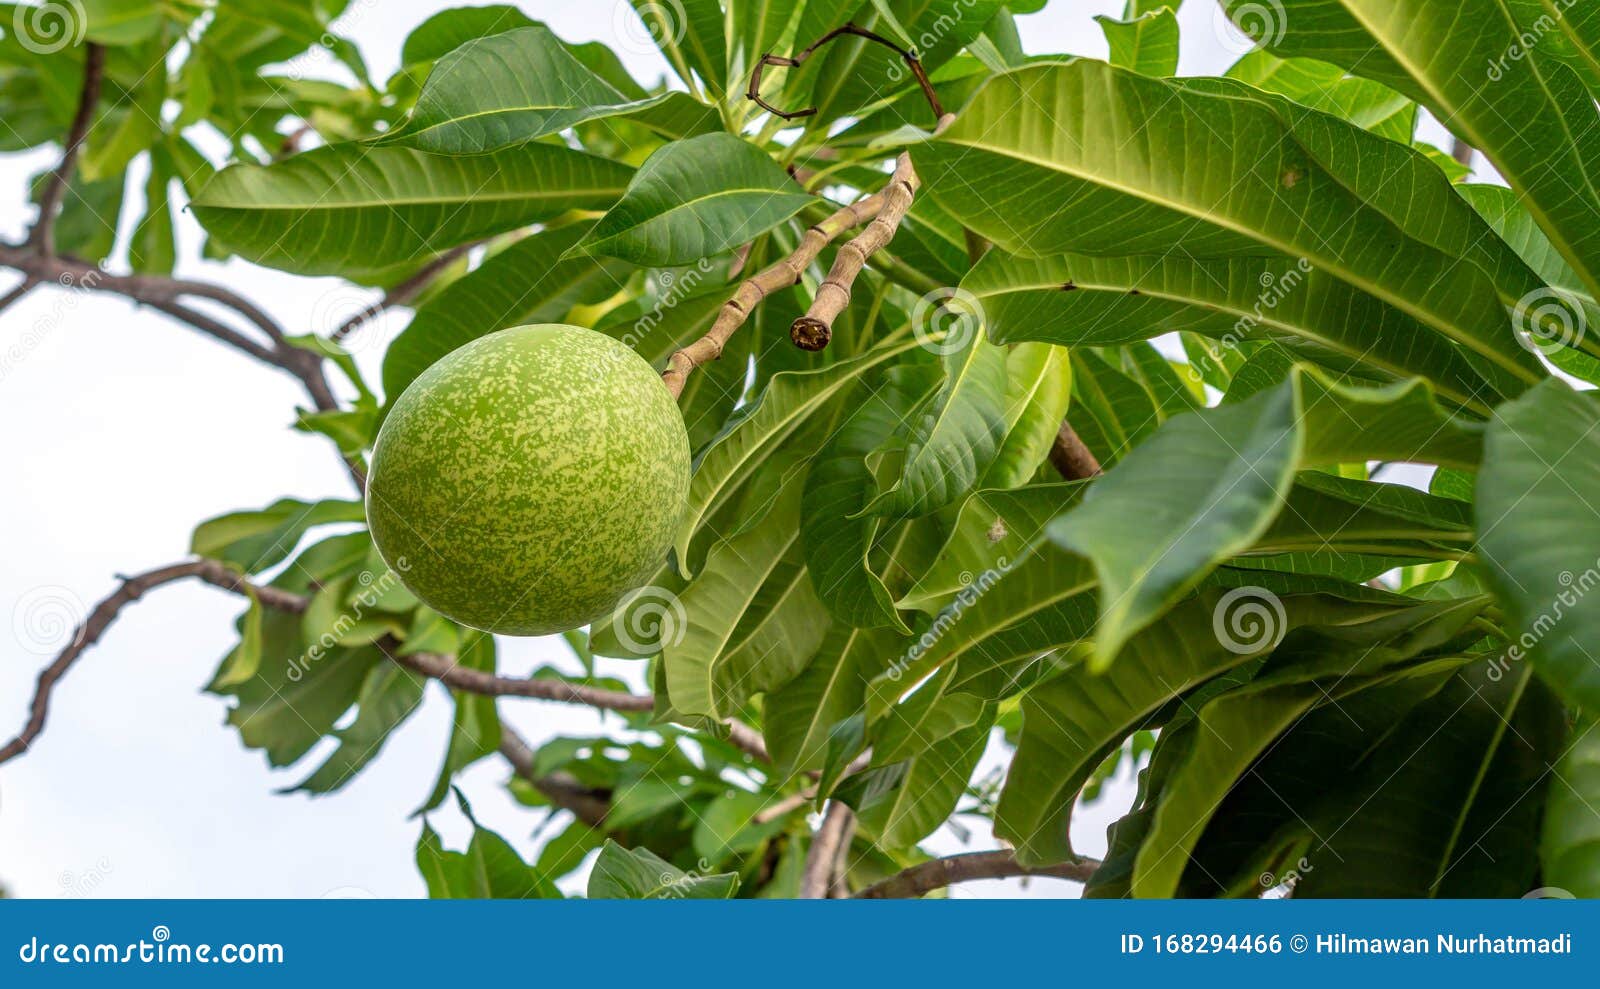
[0,0,1415,899]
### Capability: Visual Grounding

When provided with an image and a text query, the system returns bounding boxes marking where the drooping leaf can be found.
[1225,0,1600,303]
[587,840,738,899]
[571,134,817,266]
[1543,720,1600,898]
[380,223,632,402]
[191,498,367,573]
[914,60,1544,393]
[1049,366,1484,667]
[1478,380,1600,715]
[192,143,632,275]
[416,791,561,899]
[388,25,686,154]
[1097,8,1180,76]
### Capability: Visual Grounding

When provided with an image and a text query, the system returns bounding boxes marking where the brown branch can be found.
[30,44,104,257]
[1049,419,1103,479]
[0,277,39,315]
[749,24,944,124]
[391,649,654,712]
[790,148,925,351]
[330,244,473,344]
[855,850,1102,899]
[800,801,856,898]
[0,561,210,766]
[498,725,613,828]
[661,192,886,398]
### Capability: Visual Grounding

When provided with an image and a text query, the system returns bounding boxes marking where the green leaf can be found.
[380,223,632,402]
[388,25,686,154]
[571,134,816,266]
[1478,380,1600,715]
[764,624,908,774]
[663,470,822,719]
[1227,0,1600,302]
[914,60,1544,393]
[1225,49,1416,142]
[1067,349,1165,469]
[675,336,924,570]
[1543,720,1600,898]
[416,791,561,899]
[1097,9,1180,76]
[864,329,1012,520]
[192,143,632,275]
[290,664,427,794]
[805,364,943,630]
[191,498,366,573]
[399,6,537,66]
[995,587,1425,865]
[417,631,502,813]
[842,703,995,849]
[625,0,728,98]
[961,250,1496,415]
[980,343,1073,489]
[1294,665,1565,897]
[1049,365,1484,667]
[587,841,738,899]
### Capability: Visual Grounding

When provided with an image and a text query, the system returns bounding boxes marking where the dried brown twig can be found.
[660,191,887,398]
[855,850,1102,898]
[29,44,104,257]
[747,24,944,123]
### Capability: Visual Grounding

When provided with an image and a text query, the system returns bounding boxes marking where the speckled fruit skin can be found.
[366,324,690,636]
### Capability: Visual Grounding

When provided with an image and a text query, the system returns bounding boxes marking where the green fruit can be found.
[367,324,690,635]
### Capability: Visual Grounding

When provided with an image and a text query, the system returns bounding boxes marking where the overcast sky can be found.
[0,0,1405,899]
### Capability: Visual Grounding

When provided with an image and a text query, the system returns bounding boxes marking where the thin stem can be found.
[800,801,856,898]
[30,44,104,256]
